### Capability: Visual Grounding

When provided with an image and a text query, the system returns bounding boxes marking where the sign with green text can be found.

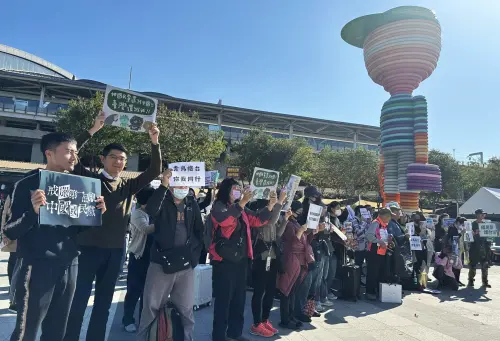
[103,85,158,133]
[250,167,279,200]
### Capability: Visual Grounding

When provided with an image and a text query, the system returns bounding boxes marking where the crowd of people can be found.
[0,112,495,341]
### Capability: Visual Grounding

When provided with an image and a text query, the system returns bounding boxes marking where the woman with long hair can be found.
[209,178,278,341]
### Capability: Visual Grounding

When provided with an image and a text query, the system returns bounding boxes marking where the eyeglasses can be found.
[108,155,127,162]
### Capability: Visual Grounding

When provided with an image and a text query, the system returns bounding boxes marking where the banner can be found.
[168,162,205,187]
[410,236,422,251]
[226,167,240,180]
[205,171,219,188]
[479,222,497,238]
[282,175,301,211]
[102,85,158,133]
[250,167,279,200]
[307,203,323,230]
[39,170,102,227]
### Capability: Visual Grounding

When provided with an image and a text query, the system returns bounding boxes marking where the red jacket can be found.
[209,201,271,261]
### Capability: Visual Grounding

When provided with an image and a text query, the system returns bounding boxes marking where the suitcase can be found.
[338,264,361,301]
[194,264,213,310]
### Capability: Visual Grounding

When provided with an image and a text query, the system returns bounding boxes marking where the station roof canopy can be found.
[0,70,380,145]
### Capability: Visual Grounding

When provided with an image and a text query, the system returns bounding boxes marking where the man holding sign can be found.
[5,133,106,341]
[65,113,162,341]
[468,209,492,288]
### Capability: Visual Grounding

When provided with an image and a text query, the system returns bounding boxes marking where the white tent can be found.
[459,187,500,215]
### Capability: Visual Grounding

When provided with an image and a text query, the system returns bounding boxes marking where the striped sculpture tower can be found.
[341,6,442,211]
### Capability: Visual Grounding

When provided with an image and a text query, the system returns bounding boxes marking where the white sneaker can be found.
[321,299,334,307]
[124,324,137,333]
[327,293,338,300]
[315,302,325,312]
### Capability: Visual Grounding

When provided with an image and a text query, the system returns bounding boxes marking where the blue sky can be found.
[1,0,497,161]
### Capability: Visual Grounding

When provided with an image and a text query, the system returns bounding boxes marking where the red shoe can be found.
[263,320,279,335]
[250,323,274,338]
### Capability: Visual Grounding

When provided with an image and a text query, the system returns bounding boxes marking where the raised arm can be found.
[198,188,213,211]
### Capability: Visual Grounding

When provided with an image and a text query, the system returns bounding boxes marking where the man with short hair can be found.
[468,209,491,288]
[64,113,162,341]
[5,132,106,341]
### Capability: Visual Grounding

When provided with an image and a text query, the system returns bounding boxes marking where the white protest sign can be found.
[332,225,347,241]
[103,85,158,133]
[479,222,497,238]
[379,229,389,243]
[464,220,473,231]
[168,162,205,187]
[464,231,474,242]
[150,179,161,189]
[406,222,415,236]
[250,167,280,200]
[205,171,219,188]
[360,208,371,220]
[426,218,434,229]
[307,203,323,230]
[410,236,422,250]
[282,175,301,211]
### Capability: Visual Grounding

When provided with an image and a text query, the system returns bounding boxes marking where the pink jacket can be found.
[435,252,463,278]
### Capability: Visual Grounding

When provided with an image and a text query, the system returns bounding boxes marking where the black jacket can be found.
[146,186,204,268]
[4,169,89,266]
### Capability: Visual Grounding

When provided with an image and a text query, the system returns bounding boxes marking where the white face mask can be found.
[173,188,189,200]
[335,209,342,217]
[232,190,241,200]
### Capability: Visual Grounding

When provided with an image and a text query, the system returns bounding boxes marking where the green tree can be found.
[459,162,487,200]
[427,150,462,200]
[484,157,500,189]
[55,94,226,170]
[231,129,315,184]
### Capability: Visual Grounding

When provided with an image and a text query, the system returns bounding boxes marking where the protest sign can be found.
[169,162,205,187]
[250,167,279,200]
[426,218,434,228]
[150,179,161,189]
[464,220,473,231]
[410,236,422,250]
[406,222,415,236]
[464,231,474,242]
[332,225,347,241]
[282,175,301,211]
[226,167,241,180]
[205,171,219,188]
[39,170,102,227]
[443,218,456,228]
[307,203,323,230]
[102,85,158,133]
[360,208,371,220]
[479,222,497,238]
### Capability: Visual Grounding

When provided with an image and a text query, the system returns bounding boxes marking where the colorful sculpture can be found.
[341,6,442,211]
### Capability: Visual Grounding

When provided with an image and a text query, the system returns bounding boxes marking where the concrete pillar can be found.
[39,86,46,108]
[353,130,358,149]
[217,113,222,128]
[289,123,293,139]
[127,154,139,171]
[31,142,44,164]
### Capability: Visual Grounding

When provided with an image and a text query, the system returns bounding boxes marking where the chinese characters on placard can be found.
[479,223,497,238]
[253,171,279,187]
[45,185,97,219]
[109,91,156,116]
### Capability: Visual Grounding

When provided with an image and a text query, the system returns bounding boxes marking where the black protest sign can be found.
[39,170,102,227]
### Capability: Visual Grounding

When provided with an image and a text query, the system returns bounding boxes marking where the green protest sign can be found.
[250,167,279,200]
[103,85,158,133]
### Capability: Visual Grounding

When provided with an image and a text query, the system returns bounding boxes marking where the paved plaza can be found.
[1,252,500,341]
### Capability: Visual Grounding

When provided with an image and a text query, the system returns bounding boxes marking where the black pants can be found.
[64,246,123,341]
[212,259,248,341]
[122,253,149,326]
[414,250,427,276]
[468,260,489,284]
[280,274,300,323]
[199,245,208,265]
[10,258,77,341]
[366,251,386,295]
[251,258,278,325]
[7,252,17,285]
[433,265,458,291]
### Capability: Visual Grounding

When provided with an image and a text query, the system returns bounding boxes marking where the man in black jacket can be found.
[5,132,106,341]
[468,209,491,288]
[137,169,204,341]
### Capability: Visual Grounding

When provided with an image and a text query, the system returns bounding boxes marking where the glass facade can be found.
[0,52,65,78]
[0,95,68,114]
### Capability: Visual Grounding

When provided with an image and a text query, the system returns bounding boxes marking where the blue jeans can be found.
[311,256,329,302]
[295,267,313,316]
[326,254,337,294]
[64,246,123,341]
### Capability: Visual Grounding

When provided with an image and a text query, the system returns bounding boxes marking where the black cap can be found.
[304,185,321,198]
[290,201,303,214]
[475,208,486,215]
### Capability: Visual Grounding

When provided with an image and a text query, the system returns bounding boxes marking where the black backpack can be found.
[203,213,215,251]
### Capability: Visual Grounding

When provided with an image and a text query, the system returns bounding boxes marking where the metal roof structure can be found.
[0,70,380,145]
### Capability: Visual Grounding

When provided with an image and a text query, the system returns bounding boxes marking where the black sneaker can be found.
[295,314,312,323]
[483,283,492,288]
[290,317,303,328]
[279,321,300,330]
[8,304,17,313]
[468,281,474,287]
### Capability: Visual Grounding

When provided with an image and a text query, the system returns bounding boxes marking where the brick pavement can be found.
[1,251,500,341]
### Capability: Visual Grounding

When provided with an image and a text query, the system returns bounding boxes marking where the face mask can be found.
[173,188,189,200]
[335,210,342,217]
[232,190,241,200]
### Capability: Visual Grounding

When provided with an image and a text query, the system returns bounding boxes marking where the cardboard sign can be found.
[250,167,279,200]
[205,171,219,188]
[479,222,497,238]
[410,236,422,251]
[307,203,323,230]
[39,170,102,227]
[103,85,158,132]
[168,162,205,187]
[360,208,371,220]
[443,218,456,228]
[282,175,301,211]
[226,167,240,180]
[406,222,415,236]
